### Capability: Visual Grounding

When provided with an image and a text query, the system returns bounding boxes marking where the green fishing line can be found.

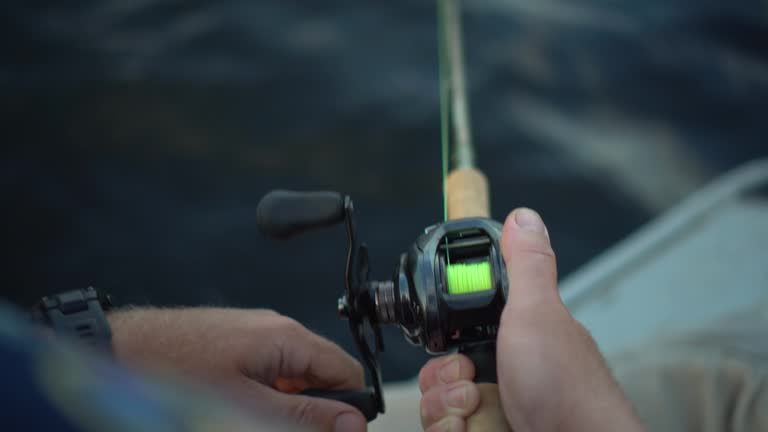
[446,261,493,294]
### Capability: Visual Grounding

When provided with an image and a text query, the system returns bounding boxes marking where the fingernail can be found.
[514,208,546,233]
[444,384,468,409]
[334,413,365,432]
[438,358,460,384]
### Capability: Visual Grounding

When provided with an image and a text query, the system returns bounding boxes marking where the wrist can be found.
[105,307,155,363]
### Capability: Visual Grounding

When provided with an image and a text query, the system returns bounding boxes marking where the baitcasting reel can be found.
[256,190,508,421]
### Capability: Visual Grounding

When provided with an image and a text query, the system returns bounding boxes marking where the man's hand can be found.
[108,307,366,432]
[418,353,480,431]
[419,208,644,432]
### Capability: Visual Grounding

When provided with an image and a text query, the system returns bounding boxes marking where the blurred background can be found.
[2,0,767,382]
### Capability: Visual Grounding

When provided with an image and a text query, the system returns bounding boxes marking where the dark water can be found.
[2,0,767,381]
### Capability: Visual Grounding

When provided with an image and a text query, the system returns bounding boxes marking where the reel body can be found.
[377,218,507,354]
[256,191,507,421]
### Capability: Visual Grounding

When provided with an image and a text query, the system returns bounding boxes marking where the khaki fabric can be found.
[612,315,768,432]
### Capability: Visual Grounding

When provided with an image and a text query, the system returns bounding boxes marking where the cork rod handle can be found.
[445,168,490,219]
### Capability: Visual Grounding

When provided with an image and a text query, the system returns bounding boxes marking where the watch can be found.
[33,287,114,352]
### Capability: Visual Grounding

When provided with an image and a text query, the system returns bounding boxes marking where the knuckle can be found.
[276,316,305,335]
[289,398,317,427]
[514,245,557,278]
[519,241,556,261]
[442,381,474,414]
[242,309,282,331]
[419,356,446,392]
[503,230,557,263]
[420,383,459,426]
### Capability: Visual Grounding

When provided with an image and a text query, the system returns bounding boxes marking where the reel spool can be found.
[256,190,508,421]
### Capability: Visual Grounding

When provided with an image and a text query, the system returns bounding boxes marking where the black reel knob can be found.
[256,190,346,239]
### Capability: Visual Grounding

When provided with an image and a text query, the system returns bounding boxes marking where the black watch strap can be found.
[34,287,113,352]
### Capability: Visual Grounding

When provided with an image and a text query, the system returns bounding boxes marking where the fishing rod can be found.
[256,0,511,429]
[437,0,509,429]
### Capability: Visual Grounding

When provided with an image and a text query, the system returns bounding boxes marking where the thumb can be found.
[268,389,367,432]
[500,208,559,310]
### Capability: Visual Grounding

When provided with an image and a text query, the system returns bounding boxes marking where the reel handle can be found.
[459,342,512,431]
[256,190,346,239]
[301,388,379,422]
